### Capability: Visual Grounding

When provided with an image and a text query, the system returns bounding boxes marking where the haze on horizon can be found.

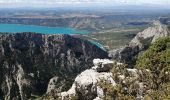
[0,0,170,9]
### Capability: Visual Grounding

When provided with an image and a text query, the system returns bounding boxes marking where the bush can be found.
[136,37,170,90]
[144,83,170,100]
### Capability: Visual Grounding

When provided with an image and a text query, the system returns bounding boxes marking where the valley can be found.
[0,9,167,50]
[0,6,170,100]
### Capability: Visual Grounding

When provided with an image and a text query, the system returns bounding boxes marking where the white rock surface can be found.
[109,20,169,63]
[126,68,138,77]
[96,86,104,99]
[93,59,114,66]
[76,69,116,87]
[92,59,114,72]
[60,69,116,99]
[60,59,117,100]
[130,20,169,46]
[59,59,146,100]
[46,76,58,93]
[93,97,103,100]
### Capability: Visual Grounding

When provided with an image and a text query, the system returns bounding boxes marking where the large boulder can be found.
[92,59,114,72]
[60,59,118,100]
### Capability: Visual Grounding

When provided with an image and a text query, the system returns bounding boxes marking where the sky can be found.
[0,0,170,8]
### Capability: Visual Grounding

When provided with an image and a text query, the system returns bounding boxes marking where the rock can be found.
[60,59,117,100]
[126,69,138,77]
[60,69,116,100]
[46,77,58,93]
[59,58,149,100]
[109,21,169,65]
[109,46,140,66]
[0,32,108,100]
[96,86,104,99]
[93,97,103,100]
[130,20,169,46]
[92,59,114,72]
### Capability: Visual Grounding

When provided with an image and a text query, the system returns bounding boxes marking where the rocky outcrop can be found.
[109,21,169,66]
[59,59,144,100]
[93,59,114,72]
[60,69,115,100]
[130,20,169,46]
[60,59,119,100]
[0,33,108,100]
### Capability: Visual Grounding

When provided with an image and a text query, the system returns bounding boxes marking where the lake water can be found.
[0,24,106,50]
[0,24,89,34]
[90,41,106,51]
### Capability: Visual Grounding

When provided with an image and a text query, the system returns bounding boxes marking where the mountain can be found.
[59,38,170,100]
[0,20,169,100]
[109,20,169,66]
[57,21,170,100]
[0,32,108,100]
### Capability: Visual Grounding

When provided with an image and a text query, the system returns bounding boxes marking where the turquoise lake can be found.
[0,24,89,34]
[0,24,106,50]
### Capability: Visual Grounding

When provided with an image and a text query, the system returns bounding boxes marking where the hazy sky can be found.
[0,0,170,8]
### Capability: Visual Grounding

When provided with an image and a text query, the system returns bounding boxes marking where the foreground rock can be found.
[59,59,144,100]
[0,33,108,100]
[109,21,169,65]
[61,69,115,100]
[60,59,119,100]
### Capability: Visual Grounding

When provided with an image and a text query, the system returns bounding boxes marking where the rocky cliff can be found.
[56,23,170,99]
[0,32,108,100]
[109,21,169,66]
[59,59,118,100]
[44,20,170,100]
[58,59,141,100]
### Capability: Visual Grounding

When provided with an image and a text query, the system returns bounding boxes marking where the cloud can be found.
[0,0,170,8]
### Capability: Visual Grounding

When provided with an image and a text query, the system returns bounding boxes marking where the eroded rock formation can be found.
[0,33,108,100]
[109,21,169,66]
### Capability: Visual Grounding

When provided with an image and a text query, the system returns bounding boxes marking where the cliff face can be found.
[58,28,170,100]
[0,33,108,100]
[109,21,169,66]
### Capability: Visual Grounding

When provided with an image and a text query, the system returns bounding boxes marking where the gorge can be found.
[0,32,108,100]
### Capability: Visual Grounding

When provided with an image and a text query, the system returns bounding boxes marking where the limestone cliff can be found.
[0,32,108,100]
[109,21,169,66]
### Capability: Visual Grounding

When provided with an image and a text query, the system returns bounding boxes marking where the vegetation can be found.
[96,64,137,100]
[34,37,170,100]
[97,79,115,100]
[136,37,170,89]
[85,27,146,50]
[97,38,170,100]
[136,37,170,99]
[98,79,137,100]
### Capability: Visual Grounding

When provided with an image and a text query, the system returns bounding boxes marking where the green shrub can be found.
[136,37,170,70]
[98,79,136,100]
[143,83,170,100]
[136,37,170,90]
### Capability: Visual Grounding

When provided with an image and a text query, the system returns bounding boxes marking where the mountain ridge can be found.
[0,32,108,100]
[109,20,169,66]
